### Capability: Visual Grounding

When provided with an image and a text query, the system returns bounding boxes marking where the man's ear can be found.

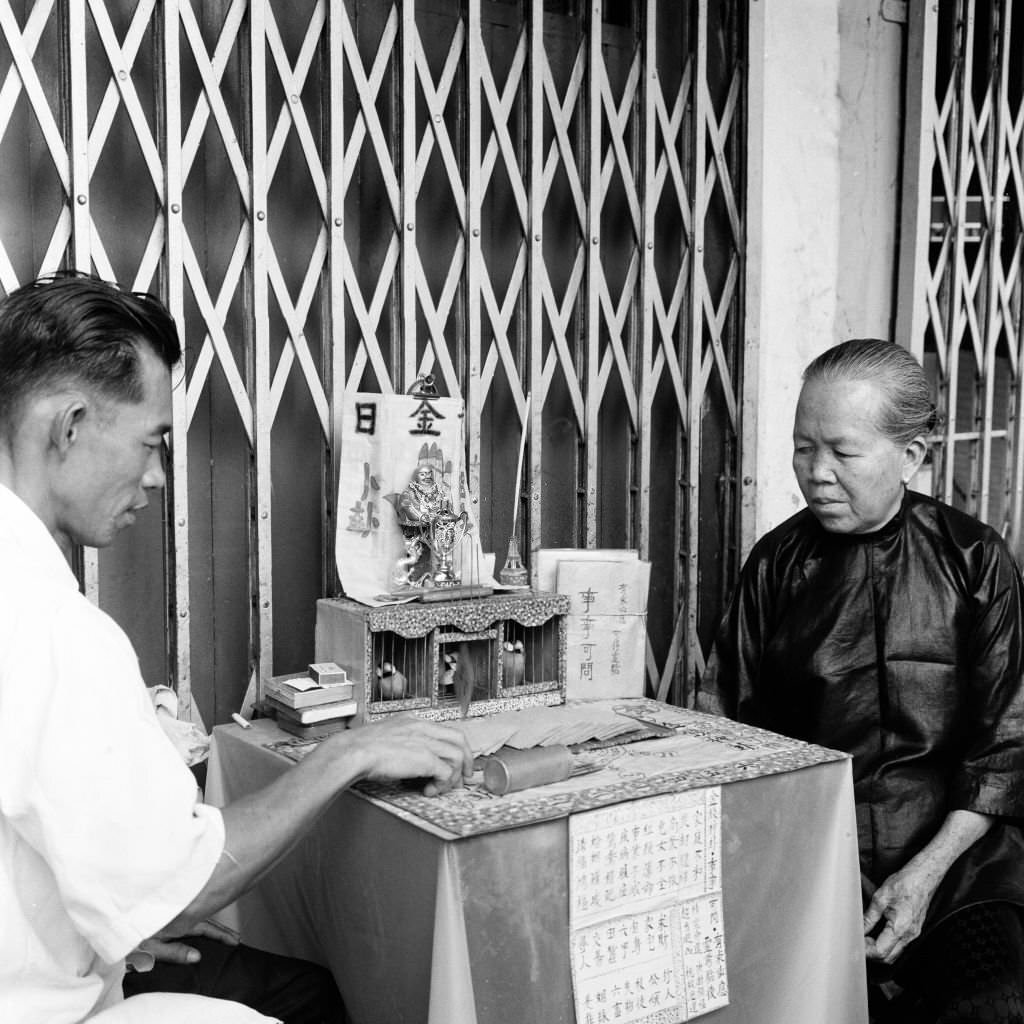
[901,435,928,483]
[49,399,88,456]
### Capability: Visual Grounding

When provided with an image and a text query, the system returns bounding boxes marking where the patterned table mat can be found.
[315,699,850,840]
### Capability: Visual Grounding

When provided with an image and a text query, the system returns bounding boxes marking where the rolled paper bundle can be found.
[482,744,572,795]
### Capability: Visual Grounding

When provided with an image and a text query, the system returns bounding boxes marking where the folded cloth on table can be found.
[149,685,210,767]
[450,704,641,756]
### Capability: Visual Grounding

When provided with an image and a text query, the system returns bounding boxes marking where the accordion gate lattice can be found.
[898,0,1024,552]
[0,0,745,717]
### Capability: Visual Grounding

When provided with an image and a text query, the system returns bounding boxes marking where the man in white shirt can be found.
[0,273,472,1024]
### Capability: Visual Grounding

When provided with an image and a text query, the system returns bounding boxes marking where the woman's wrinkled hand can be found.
[862,862,942,965]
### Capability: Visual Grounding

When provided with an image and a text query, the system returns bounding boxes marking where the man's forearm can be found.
[166,732,370,930]
[163,714,472,933]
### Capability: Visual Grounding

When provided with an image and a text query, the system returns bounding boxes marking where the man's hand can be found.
[137,919,240,965]
[335,714,474,797]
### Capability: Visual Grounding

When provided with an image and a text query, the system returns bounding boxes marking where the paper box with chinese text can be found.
[556,558,651,700]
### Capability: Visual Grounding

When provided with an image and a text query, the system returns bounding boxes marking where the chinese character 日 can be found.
[354,402,378,435]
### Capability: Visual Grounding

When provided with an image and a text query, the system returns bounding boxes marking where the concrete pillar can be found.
[742,1,903,546]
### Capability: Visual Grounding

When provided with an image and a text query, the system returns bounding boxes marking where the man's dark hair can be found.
[0,272,181,431]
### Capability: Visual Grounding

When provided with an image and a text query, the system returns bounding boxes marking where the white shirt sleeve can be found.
[0,584,225,964]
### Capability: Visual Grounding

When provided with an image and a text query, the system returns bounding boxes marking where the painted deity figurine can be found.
[392,463,469,588]
[397,464,451,530]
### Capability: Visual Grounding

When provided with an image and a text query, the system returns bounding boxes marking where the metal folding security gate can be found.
[0,0,745,722]
[898,0,1024,552]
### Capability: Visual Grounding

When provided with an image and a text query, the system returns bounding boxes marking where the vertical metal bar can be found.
[980,3,1007,525]
[740,0,765,561]
[1006,1,1024,551]
[943,0,974,507]
[67,0,98,601]
[895,1,939,363]
[250,0,273,695]
[163,0,194,715]
[638,0,659,698]
[528,0,544,584]
[401,0,417,391]
[584,0,602,547]
[637,0,655,562]
[68,0,89,269]
[466,0,483,512]
[327,0,347,595]
[683,0,708,707]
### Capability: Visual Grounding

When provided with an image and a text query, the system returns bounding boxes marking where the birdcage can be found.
[314,593,568,723]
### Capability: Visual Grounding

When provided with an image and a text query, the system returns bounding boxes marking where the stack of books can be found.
[263,662,357,739]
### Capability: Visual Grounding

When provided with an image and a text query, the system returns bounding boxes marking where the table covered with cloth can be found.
[206,699,868,1024]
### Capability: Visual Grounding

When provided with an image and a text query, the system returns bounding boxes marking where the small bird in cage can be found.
[502,639,525,688]
[440,650,458,695]
[376,661,407,700]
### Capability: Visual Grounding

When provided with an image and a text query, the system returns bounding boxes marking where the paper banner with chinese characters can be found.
[335,392,493,606]
[556,558,651,700]
[569,789,728,1024]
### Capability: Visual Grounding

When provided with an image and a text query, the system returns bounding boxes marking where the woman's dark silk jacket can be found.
[699,489,1024,932]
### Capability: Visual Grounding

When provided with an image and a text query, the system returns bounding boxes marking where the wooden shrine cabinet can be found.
[314,592,569,724]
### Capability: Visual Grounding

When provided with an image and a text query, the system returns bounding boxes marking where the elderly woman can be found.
[698,339,1024,1023]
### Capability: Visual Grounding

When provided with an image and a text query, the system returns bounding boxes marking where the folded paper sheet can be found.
[534,547,639,595]
[569,789,728,1023]
[335,392,495,605]
[556,557,651,700]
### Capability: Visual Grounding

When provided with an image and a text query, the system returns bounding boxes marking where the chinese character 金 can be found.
[409,398,445,437]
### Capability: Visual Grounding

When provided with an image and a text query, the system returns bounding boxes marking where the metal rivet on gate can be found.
[179,609,187,618]
[261,510,268,519]
[647,241,654,249]
[592,236,599,245]
[178,518,186,527]
[263,600,270,608]
[334,217,342,227]
[257,211,265,221]
[290,94,299,104]
[171,203,180,214]
[118,70,127,80]
[407,222,414,231]
[472,228,480,237]
[77,194,87,205]
[534,234,541,242]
